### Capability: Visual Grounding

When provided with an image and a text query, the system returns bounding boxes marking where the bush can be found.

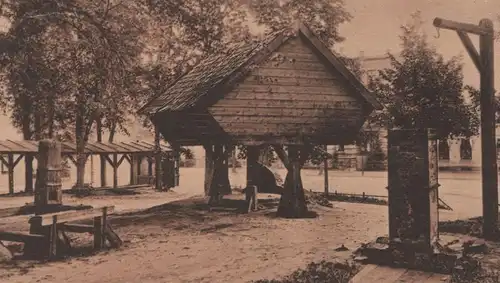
[253,261,359,283]
[179,158,196,168]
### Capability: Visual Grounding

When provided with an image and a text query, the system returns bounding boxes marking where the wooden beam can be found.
[457,31,482,72]
[478,18,498,240]
[0,231,45,243]
[30,206,114,226]
[433,17,492,36]
[272,145,290,169]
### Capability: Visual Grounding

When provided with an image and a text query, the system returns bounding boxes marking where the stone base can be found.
[355,236,488,275]
[355,237,458,274]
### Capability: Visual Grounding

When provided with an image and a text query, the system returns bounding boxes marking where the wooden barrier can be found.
[0,206,121,260]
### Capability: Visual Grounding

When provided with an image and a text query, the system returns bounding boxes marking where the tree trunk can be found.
[97,117,106,187]
[276,146,308,218]
[22,118,34,193]
[74,113,86,190]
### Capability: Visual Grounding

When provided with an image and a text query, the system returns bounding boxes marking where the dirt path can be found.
[0,196,388,283]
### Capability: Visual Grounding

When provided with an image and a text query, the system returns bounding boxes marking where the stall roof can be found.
[0,140,171,155]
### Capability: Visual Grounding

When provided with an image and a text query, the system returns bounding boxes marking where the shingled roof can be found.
[138,22,382,115]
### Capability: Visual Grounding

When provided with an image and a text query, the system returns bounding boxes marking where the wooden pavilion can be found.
[0,139,176,194]
[138,21,382,217]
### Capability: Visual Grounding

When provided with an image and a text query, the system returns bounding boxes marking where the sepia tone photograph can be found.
[0,0,500,282]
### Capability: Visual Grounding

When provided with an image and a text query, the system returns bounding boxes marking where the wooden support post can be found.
[7,154,14,194]
[204,145,214,196]
[130,155,138,185]
[434,17,498,240]
[112,153,118,189]
[276,145,308,218]
[100,154,107,188]
[49,215,58,259]
[93,215,104,250]
[478,19,497,240]
[154,125,162,191]
[25,154,34,193]
[35,140,62,208]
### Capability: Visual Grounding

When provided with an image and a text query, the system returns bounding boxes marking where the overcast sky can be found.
[337,0,499,88]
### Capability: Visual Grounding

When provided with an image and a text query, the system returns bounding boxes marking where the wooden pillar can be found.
[130,154,138,185]
[147,157,153,176]
[100,154,107,187]
[112,153,118,189]
[276,145,308,218]
[387,129,439,247]
[34,140,62,208]
[7,154,14,194]
[154,125,162,191]
[25,154,34,193]
[204,145,214,196]
[479,19,498,239]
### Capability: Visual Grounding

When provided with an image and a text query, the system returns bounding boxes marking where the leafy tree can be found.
[368,12,479,140]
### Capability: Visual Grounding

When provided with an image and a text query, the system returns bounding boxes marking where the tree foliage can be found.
[368,12,479,140]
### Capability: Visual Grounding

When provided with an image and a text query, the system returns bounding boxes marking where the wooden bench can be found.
[0,206,122,259]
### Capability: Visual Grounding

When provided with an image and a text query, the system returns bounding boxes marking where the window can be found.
[460,138,472,160]
[438,139,450,160]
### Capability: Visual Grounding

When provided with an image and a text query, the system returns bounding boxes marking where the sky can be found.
[336,0,499,88]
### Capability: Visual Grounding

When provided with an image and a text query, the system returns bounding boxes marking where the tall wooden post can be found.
[35,140,62,208]
[154,125,162,191]
[433,17,498,240]
[479,19,497,240]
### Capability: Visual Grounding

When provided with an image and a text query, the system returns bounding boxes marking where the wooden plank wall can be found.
[208,37,366,142]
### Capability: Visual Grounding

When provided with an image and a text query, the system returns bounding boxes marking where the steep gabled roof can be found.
[138,21,382,115]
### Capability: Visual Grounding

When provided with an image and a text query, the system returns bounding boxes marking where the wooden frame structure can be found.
[433,17,497,240]
[139,21,382,217]
[0,139,173,194]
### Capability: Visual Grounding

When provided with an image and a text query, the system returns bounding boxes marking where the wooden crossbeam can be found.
[30,206,114,226]
[433,17,492,35]
[456,31,482,72]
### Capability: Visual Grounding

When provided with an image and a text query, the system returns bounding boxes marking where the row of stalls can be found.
[0,139,179,194]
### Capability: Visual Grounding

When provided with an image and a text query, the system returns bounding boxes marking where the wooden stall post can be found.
[34,140,62,209]
[153,125,163,191]
[433,17,498,239]
[112,153,118,189]
[204,145,214,196]
[100,154,107,188]
[129,154,138,185]
[25,154,34,193]
[7,154,14,194]
[387,129,439,249]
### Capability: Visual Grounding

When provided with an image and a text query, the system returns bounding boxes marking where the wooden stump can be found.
[34,140,62,209]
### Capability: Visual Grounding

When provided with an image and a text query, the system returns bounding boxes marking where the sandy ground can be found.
[0,168,494,283]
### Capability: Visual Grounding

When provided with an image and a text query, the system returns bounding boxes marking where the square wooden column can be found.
[387,128,439,247]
